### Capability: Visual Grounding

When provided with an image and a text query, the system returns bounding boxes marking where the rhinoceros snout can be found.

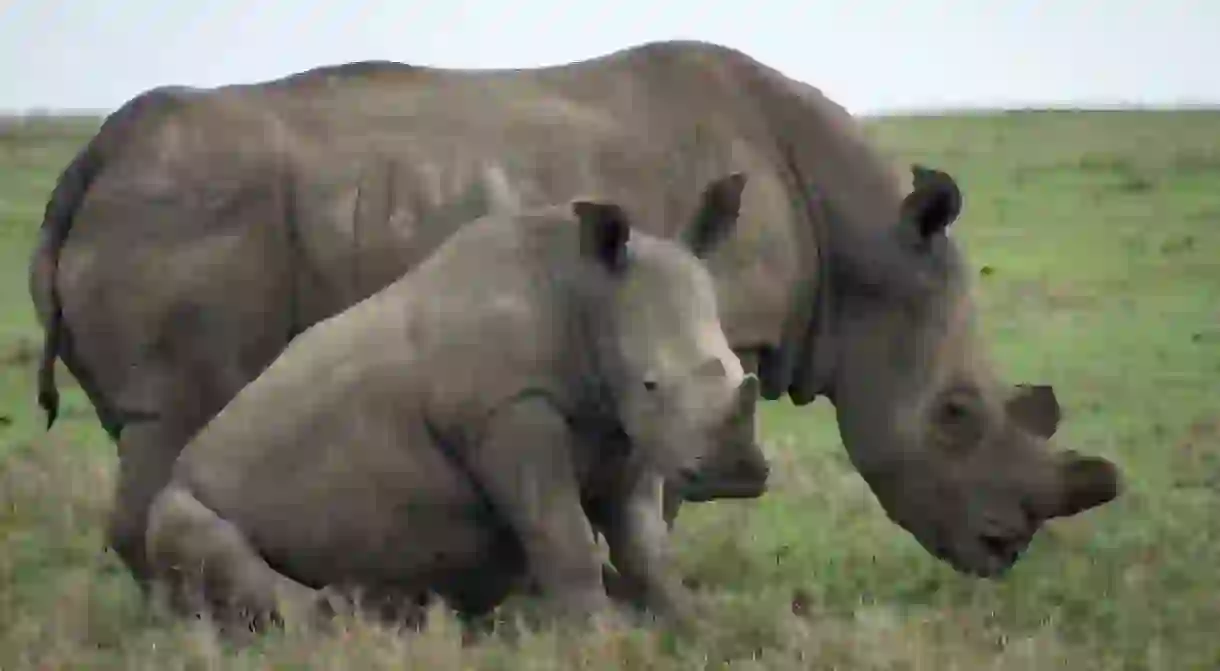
[675,446,770,502]
[727,446,771,481]
[973,519,1035,578]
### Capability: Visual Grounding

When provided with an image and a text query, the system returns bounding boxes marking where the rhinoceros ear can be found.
[573,200,631,271]
[1006,383,1061,439]
[680,172,747,258]
[900,164,962,240]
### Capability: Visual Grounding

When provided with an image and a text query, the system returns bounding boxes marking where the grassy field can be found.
[1,109,1217,669]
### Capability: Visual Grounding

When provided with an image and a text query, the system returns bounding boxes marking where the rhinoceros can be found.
[31,39,1119,588]
[144,174,762,632]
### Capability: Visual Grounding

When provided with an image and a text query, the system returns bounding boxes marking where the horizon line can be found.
[3,100,1219,120]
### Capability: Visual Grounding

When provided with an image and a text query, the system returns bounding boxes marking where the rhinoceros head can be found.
[814,164,1121,577]
[570,173,769,497]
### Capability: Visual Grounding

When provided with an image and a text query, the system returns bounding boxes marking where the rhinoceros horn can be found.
[1051,451,1122,519]
[735,373,760,419]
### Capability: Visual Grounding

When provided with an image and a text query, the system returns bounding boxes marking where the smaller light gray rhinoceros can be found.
[143,172,765,633]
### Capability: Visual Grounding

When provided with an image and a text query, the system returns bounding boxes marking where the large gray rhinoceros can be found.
[145,175,761,632]
[31,39,1119,586]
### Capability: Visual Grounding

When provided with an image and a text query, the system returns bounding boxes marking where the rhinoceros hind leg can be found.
[145,483,323,634]
[108,418,193,592]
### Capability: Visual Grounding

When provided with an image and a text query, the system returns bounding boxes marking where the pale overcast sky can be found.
[0,2,1214,114]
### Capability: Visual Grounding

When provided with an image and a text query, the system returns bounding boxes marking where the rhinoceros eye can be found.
[934,387,985,448]
[943,399,969,420]
[643,379,658,392]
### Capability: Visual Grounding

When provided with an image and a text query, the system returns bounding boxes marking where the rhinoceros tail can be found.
[32,139,103,431]
[32,88,189,438]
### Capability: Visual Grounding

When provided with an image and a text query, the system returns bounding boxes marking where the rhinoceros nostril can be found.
[979,532,1015,561]
[1014,495,1039,524]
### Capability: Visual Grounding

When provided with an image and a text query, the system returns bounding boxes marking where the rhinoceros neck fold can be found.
[774,143,837,406]
[736,55,910,406]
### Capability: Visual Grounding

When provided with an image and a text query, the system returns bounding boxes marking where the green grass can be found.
[1,109,1218,669]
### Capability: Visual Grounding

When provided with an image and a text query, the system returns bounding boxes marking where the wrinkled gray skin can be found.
[145,174,764,632]
[31,40,1120,588]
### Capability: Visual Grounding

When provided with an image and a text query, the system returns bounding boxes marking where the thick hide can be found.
[32,40,1119,585]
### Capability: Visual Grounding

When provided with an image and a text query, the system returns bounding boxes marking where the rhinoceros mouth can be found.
[931,530,1034,578]
[680,479,769,502]
[674,468,770,503]
[917,516,1036,578]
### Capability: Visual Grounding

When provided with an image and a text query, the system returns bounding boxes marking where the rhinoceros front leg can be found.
[145,483,326,634]
[467,398,612,625]
[599,470,696,630]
